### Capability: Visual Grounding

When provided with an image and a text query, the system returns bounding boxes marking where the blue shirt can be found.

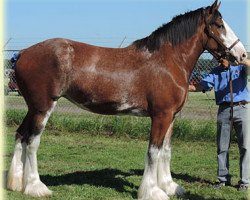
[11,52,20,69]
[199,65,250,105]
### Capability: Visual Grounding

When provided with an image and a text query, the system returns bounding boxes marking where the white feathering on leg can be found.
[22,102,56,197]
[7,139,26,192]
[157,122,185,197]
[138,145,169,200]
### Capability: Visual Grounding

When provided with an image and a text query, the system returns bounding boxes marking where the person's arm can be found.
[188,84,205,92]
[189,69,216,92]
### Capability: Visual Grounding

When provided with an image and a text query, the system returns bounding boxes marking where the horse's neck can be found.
[171,32,205,81]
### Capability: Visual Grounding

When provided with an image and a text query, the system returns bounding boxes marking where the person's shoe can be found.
[213,181,231,189]
[237,184,248,191]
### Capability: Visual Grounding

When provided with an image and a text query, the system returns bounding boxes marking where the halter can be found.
[203,12,238,141]
[204,14,240,61]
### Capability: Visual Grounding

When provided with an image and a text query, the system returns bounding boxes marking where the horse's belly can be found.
[68,98,148,116]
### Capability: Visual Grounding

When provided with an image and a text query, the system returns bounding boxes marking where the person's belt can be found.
[220,100,249,106]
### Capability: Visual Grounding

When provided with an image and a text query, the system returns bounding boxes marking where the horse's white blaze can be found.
[7,139,26,192]
[221,19,247,62]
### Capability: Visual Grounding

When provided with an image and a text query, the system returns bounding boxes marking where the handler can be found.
[189,58,250,191]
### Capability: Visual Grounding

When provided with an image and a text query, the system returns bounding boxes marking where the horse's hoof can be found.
[138,186,169,200]
[174,185,186,197]
[7,171,23,192]
[23,181,52,197]
[163,181,186,197]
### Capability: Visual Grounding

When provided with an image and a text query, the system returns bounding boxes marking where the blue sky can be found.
[5,0,249,51]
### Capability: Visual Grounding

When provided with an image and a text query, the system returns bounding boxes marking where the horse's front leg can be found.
[157,122,185,197]
[138,112,185,200]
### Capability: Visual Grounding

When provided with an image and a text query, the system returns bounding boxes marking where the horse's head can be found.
[203,0,247,63]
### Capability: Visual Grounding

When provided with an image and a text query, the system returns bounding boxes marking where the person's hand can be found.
[219,58,230,68]
[188,85,196,91]
[240,58,250,67]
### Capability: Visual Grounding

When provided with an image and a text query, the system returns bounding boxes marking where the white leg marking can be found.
[7,139,26,192]
[42,101,57,127]
[157,122,185,197]
[138,146,169,200]
[23,102,56,197]
[23,134,52,197]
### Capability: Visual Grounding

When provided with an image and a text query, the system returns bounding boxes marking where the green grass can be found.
[4,127,249,200]
[4,94,246,199]
[5,109,217,141]
[4,91,219,141]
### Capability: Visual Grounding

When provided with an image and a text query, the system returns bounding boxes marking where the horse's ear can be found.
[215,1,221,10]
[209,0,221,14]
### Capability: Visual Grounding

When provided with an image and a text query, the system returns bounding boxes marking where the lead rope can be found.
[229,67,234,140]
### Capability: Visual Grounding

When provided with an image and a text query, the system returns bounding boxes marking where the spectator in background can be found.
[189,58,250,191]
[10,52,20,69]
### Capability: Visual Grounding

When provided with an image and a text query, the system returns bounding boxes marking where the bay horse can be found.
[7,1,247,199]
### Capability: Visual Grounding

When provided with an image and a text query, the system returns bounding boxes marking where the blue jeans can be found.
[217,104,250,185]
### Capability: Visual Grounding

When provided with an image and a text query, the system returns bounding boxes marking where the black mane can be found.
[133,7,206,52]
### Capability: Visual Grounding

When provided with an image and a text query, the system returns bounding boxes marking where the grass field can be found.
[4,92,248,199]
[4,127,249,200]
[6,109,218,142]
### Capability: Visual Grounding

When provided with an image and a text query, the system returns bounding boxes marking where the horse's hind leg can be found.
[23,106,56,197]
[7,102,56,197]
[7,114,29,192]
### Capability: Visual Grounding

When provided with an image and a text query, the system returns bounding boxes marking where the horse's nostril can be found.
[242,53,246,58]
